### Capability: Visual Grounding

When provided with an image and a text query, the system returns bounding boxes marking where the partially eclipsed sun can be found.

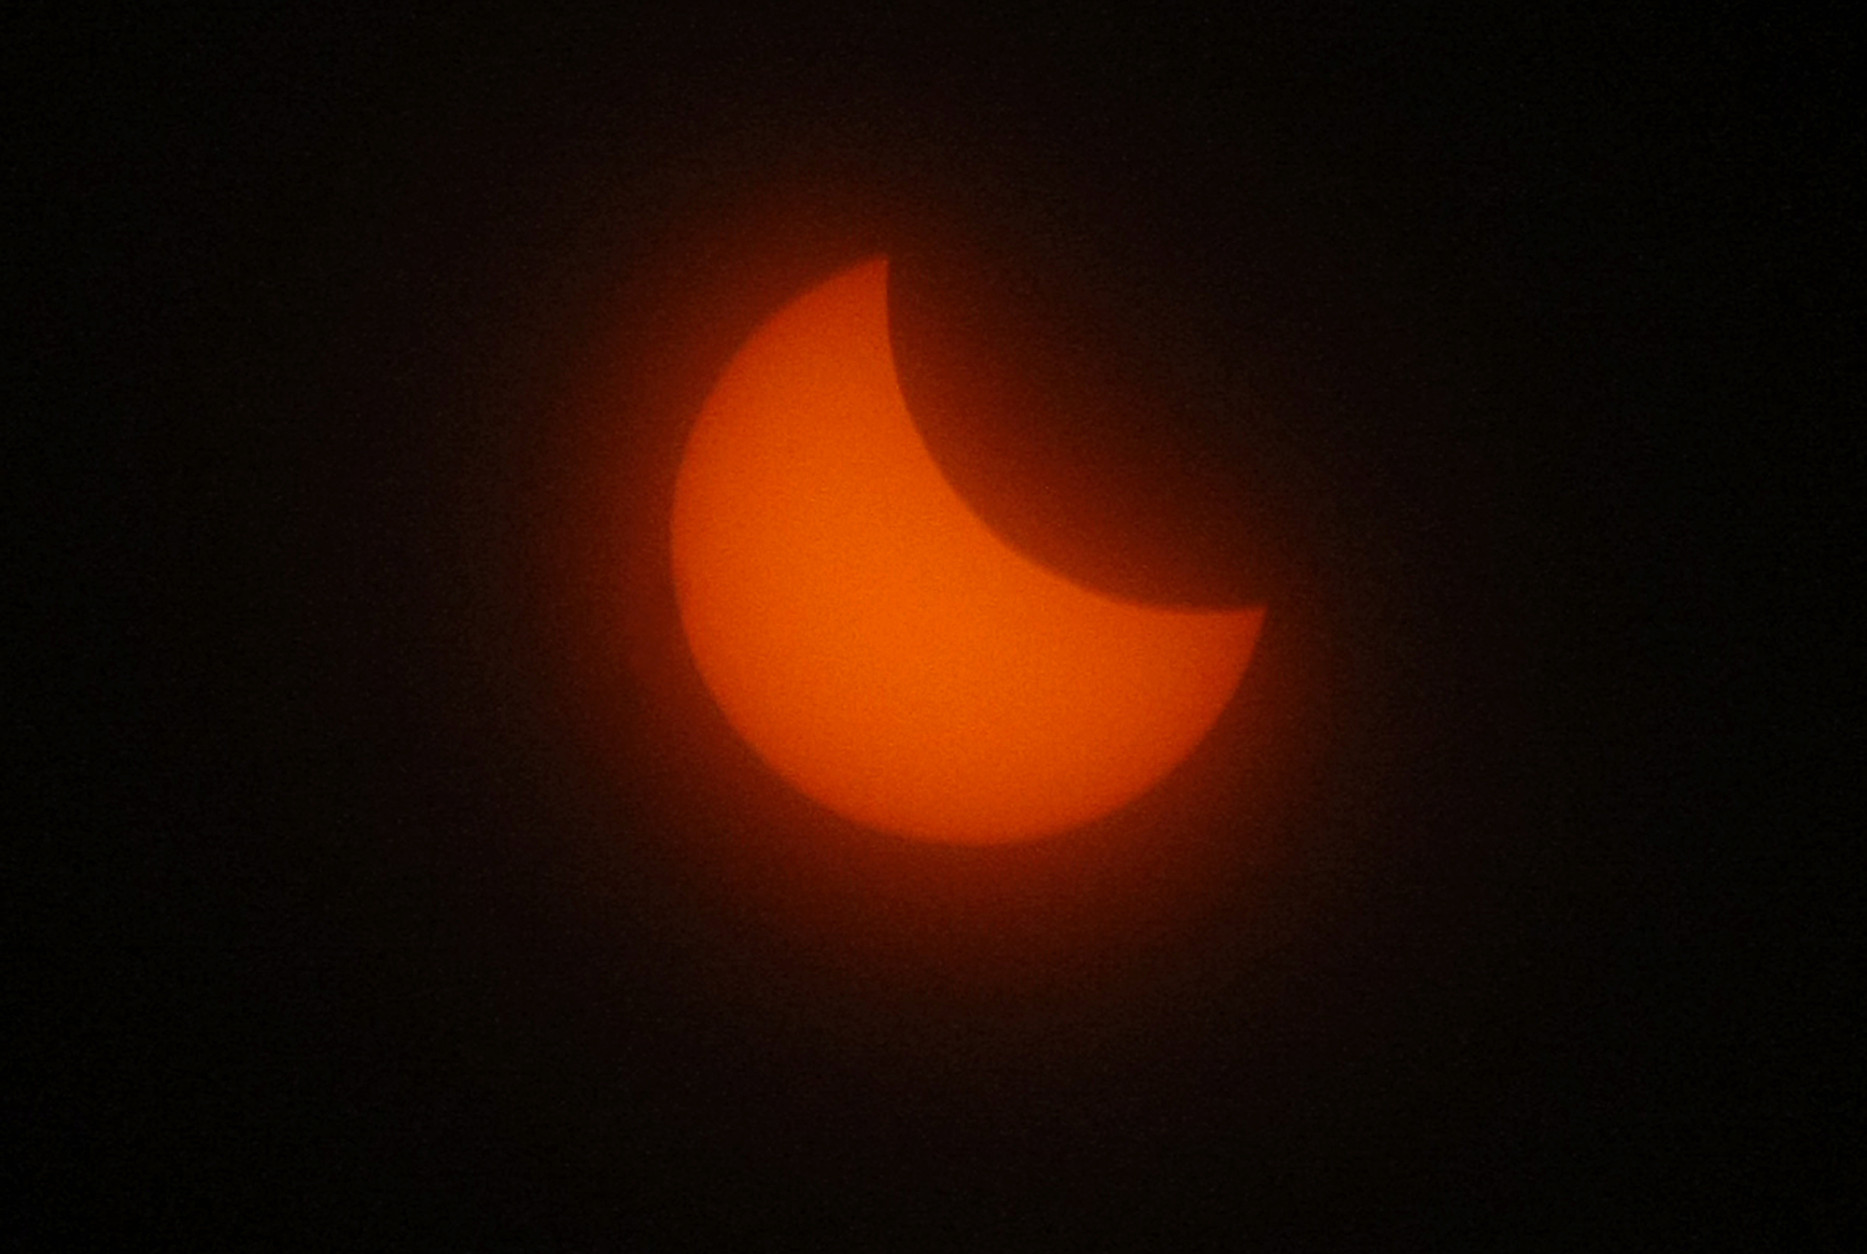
[671,257,1264,845]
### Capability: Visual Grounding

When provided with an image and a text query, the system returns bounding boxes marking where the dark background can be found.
[19,7,1846,1246]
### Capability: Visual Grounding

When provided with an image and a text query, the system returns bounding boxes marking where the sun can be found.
[671,257,1263,844]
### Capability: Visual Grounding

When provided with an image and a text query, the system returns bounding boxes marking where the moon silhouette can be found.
[671,257,1264,845]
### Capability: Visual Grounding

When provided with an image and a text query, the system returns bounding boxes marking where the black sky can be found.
[21,8,1845,1247]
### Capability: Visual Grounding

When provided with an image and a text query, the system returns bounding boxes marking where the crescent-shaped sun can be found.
[671,257,1264,845]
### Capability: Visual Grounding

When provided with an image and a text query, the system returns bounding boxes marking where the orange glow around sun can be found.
[671,257,1264,845]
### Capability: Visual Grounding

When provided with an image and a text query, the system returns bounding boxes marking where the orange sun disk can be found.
[671,258,1264,845]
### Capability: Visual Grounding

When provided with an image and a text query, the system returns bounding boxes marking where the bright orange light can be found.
[671,257,1264,845]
